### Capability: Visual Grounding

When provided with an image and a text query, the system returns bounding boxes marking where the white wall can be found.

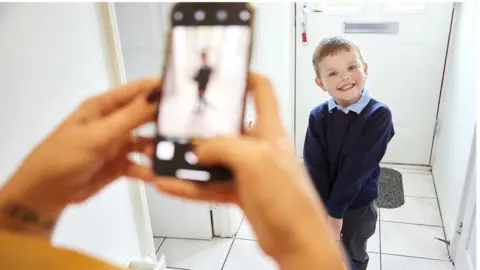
[249,3,295,138]
[114,3,170,82]
[0,3,142,265]
[431,2,478,243]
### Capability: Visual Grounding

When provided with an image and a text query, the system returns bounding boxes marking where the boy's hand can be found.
[328,217,343,240]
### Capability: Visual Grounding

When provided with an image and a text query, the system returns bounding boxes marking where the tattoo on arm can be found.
[1,203,56,231]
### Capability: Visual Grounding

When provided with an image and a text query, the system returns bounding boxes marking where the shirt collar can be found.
[328,88,371,114]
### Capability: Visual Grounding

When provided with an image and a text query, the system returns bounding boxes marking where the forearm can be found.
[279,249,347,270]
[0,171,65,240]
[273,206,348,270]
[0,200,61,239]
[264,181,347,270]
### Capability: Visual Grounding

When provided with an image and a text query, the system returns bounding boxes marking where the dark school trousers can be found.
[341,201,378,270]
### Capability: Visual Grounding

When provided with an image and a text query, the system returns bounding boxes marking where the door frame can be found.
[450,124,476,261]
[429,3,457,166]
[98,2,161,263]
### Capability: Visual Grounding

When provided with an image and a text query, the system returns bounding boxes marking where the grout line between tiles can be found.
[380,220,444,228]
[430,173,451,259]
[378,204,383,270]
[381,252,453,262]
[220,238,236,270]
[157,237,166,253]
[221,215,245,270]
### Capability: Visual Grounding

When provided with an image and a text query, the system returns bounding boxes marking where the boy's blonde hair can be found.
[312,36,364,78]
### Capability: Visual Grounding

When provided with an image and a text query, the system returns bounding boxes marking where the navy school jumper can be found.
[303,93,395,219]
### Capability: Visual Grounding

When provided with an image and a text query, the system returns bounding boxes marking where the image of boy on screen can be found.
[193,51,213,113]
[158,26,251,139]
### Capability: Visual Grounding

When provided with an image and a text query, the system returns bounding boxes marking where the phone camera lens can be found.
[239,10,250,21]
[217,10,227,21]
[194,10,206,21]
[173,11,183,21]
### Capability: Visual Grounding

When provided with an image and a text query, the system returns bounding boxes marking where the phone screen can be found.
[154,3,253,181]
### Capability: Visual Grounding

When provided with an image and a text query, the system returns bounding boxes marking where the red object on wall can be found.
[301,32,307,44]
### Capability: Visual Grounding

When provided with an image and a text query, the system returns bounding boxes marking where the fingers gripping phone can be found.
[153,3,254,181]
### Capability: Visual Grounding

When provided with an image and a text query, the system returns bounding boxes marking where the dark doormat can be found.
[376,167,405,209]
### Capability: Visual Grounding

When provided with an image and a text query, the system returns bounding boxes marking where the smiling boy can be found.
[303,36,395,270]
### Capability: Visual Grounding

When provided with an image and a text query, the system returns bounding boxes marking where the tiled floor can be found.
[153,168,455,270]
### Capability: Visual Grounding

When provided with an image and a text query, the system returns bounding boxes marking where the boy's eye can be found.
[328,71,338,77]
[348,65,358,70]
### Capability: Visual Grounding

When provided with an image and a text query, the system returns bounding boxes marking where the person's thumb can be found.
[194,136,250,169]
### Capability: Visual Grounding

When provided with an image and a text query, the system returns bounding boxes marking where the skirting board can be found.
[380,162,432,174]
[127,254,167,270]
[212,203,244,238]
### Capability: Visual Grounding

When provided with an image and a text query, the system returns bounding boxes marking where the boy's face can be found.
[315,49,368,107]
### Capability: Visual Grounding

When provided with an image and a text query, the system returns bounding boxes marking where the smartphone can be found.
[153,2,254,181]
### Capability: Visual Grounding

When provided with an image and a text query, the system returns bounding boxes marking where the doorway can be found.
[294,2,454,166]
[293,3,458,269]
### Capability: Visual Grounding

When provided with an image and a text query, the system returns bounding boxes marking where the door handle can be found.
[300,2,323,46]
[301,3,308,45]
[302,2,323,13]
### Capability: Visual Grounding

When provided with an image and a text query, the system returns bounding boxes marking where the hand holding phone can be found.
[153,3,254,182]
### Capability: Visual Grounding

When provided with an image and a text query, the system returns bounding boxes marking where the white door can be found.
[295,3,453,165]
[450,129,476,270]
[114,3,213,240]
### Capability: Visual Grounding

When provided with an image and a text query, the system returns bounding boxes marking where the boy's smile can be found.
[337,82,356,92]
[314,50,368,108]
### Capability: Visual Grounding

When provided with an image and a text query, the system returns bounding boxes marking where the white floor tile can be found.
[153,237,165,251]
[158,238,233,270]
[380,197,442,226]
[381,222,449,261]
[236,219,257,240]
[367,222,380,253]
[382,254,454,270]
[402,173,437,198]
[367,252,381,270]
[223,239,278,270]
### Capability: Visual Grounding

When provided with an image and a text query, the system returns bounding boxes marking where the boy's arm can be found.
[304,111,345,238]
[193,71,200,82]
[326,107,395,219]
[303,112,330,192]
